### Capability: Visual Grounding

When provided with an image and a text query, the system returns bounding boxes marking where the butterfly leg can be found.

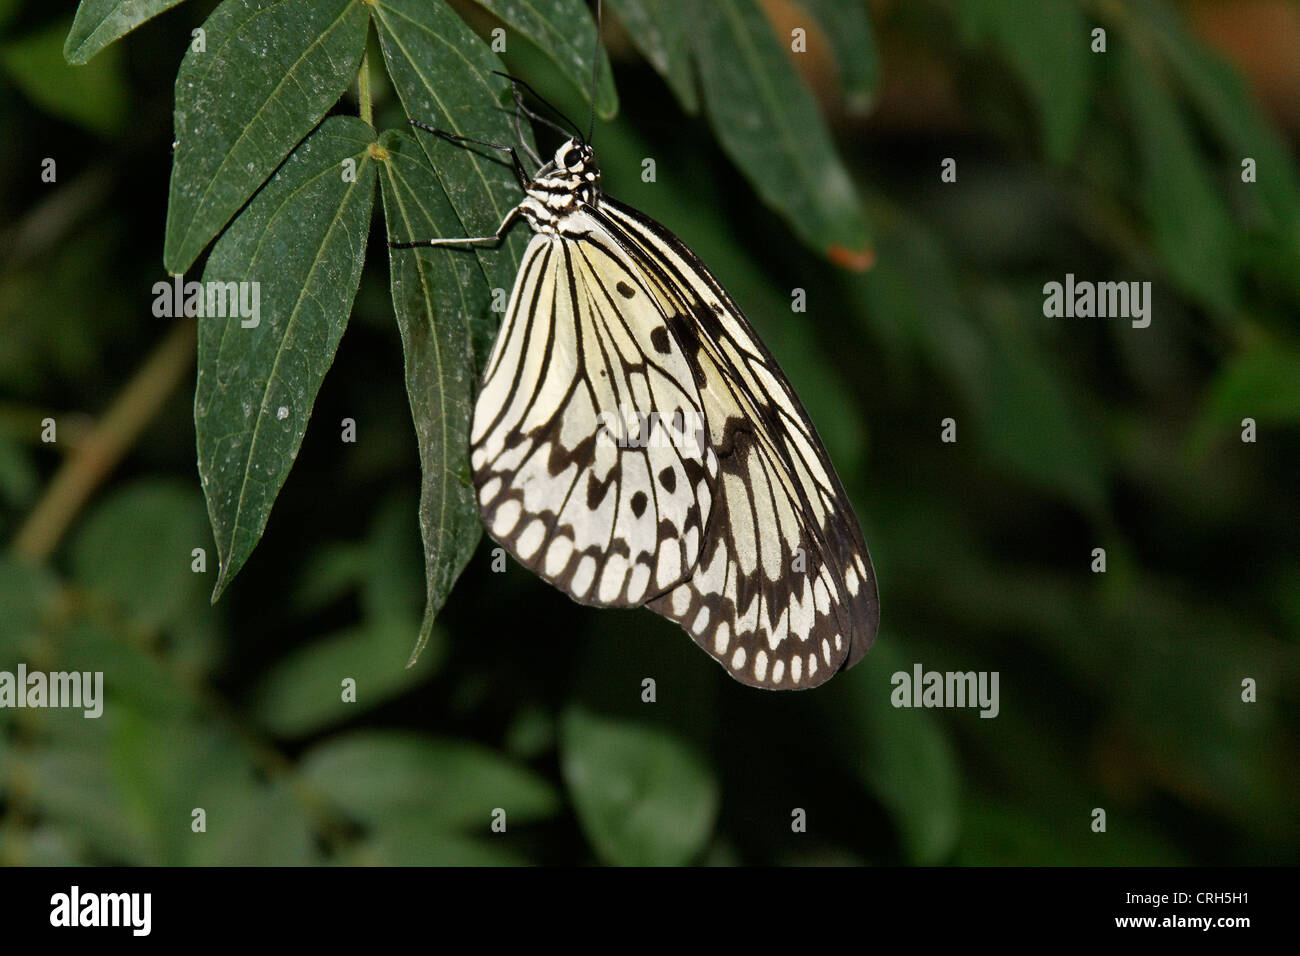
[388,205,522,249]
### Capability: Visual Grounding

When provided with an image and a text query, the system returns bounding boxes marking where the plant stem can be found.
[11,319,197,562]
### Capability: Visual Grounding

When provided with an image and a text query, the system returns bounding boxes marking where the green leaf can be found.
[791,0,879,113]
[689,0,871,265]
[560,706,719,866]
[956,803,1188,866]
[972,300,1106,514]
[186,780,318,865]
[1118,42,1235,314]
[379,128,494,661]
[20,732,155,863]
[1193,341,1300,447]
[300,731,560,829]
[262,494,444,729]
[104,707,287,864]
[0,557,59,662]
[816,640,961,864]
[359,490,434,627]
[1,19,128,136]
[250,621,442,738]
[468,0,617,119]
[604,0,697,112]
[288,542,368,614]
[848,196,987,393]
[64,0,189,64]
[353,812,532,865]
[69,479,211,634]
[956,0,1091,163]
[62,618,201,721]
[163,0,369,272]
[371,0,534,291]
[196,115,376,600]
[1131,0,1300,246]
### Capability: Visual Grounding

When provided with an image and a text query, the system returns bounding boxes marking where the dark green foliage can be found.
[0,0,1293,865]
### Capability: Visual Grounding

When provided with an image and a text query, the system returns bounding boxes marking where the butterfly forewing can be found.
[471,226,717,608]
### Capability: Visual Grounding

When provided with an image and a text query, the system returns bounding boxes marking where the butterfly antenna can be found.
[491,70,584,143]
[500,89,571,142]
[586,0,602,144]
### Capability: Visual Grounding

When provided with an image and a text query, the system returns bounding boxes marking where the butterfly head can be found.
[554,138,597,178]
[527,137,600,211]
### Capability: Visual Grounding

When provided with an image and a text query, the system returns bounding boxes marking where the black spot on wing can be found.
[587,471,615,509]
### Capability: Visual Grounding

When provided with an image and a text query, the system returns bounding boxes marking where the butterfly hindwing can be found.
[471,230,717,607]
[593,199,880,689]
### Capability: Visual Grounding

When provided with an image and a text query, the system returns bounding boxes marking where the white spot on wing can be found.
[692,606,710,636]
[516,519,546,560]
[599,554,628,602]
[493,499,522,537]
[572,556,596,598]
[545,537,574,577]
[713,621,729,654]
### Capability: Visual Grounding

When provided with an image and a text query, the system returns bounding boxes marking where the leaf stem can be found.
[11,319,197,562]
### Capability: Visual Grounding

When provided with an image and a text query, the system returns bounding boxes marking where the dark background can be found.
[1,0,1297,865]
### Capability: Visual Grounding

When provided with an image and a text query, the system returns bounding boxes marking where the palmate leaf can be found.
[379,129,497,662]
[1117,43,1235,315]
[196,116,376,599]
[468,0,617,119]
[608,0,873,266]
[604,0,697,111]
[1131,0,1300,249]
[956,0,1092,164]
[114,0,873,654]
[691,0,871,265]
[371,0,534,289]
[64,0,190,64]
[790,0,879,114]
[163,0,369,273]
[371,0,542,657]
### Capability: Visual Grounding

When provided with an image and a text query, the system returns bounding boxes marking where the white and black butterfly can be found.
[393,62,878,690]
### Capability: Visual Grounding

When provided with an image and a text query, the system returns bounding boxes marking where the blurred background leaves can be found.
[0,0,1297,865]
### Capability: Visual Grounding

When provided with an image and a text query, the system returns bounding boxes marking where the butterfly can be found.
[392,48,878,690]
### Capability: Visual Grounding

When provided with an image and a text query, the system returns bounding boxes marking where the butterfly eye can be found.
[561,147,580,169]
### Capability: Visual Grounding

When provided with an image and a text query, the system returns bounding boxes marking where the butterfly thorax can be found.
[520,139,601,235]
